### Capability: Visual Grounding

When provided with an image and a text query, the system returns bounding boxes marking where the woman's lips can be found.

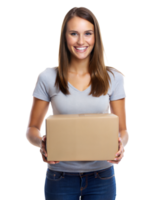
[74,46,88,53]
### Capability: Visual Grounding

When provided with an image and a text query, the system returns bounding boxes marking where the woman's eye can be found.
[70,32,92,36]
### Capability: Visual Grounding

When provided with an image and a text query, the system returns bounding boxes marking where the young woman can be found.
[26,7,129,200]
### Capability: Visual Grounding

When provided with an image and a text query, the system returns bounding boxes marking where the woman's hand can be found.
[107,137,125,164]
[40,135,60,165]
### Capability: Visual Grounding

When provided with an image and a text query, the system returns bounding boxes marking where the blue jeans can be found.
[44,165,116,200]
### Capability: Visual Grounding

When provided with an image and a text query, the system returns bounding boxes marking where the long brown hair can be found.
[55,7,124,97]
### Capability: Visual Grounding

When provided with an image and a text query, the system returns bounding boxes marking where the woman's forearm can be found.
[119,130,129,147]
[26,127,42,148]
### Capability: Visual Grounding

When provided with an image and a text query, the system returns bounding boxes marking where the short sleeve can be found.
[110,72,126,101]
[32,72,51,102]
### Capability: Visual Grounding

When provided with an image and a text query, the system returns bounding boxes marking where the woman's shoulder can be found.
[107,67,125,83]
[39,66,57,76]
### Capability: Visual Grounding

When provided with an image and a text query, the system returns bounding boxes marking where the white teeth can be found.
[75,47,87,50]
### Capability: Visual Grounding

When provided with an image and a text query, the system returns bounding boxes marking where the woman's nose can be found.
[77,35,85,45]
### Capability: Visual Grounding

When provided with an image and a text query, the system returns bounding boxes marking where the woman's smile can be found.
[73,46,88,53]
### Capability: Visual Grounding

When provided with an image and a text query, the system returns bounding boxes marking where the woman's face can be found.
[65,16,95,60]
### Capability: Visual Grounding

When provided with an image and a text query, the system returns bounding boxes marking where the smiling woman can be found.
[55,7,124,98]
[27,6,128,200]
[65,16,95,61]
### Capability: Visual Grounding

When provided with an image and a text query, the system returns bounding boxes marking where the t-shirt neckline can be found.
[68,82,91,92]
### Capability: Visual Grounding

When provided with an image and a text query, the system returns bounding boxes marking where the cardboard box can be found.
[46,113,119,161]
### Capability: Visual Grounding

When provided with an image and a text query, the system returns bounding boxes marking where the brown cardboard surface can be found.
[46,113,119,161]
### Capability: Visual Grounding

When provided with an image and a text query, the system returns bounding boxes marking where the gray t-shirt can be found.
[32,67,126,172]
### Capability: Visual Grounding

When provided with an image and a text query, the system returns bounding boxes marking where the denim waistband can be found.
[48,166,113,177]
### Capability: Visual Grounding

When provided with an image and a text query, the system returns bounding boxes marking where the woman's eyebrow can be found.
[69,30,94,32]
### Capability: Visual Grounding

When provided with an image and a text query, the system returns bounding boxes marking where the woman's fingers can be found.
[41,148,60,164]
[40,135,59,164]
[108,160,120,164]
